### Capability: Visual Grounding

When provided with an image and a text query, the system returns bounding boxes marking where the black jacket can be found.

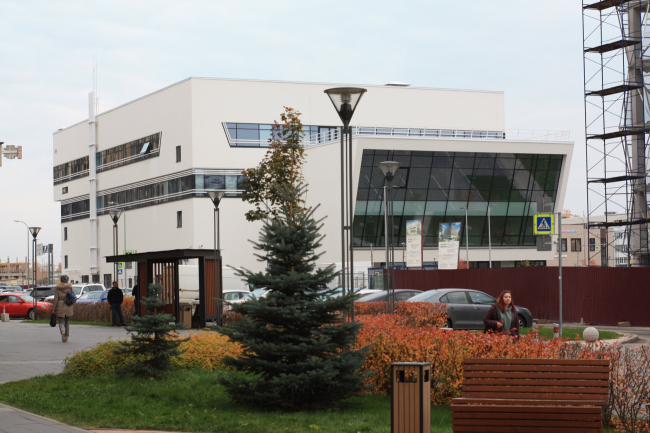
[107,287,124,306]
[484,304,520,337]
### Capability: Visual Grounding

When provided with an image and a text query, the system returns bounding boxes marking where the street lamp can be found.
[401,242,406,267]
[324,87,366,320]
[459,206,469,267]
[15,220,30,287]
[108,207,123,280]
[208,190,225,326]
[378,161,401,313]
[109,202,127,286]
[487,204,495,268]
[29,227,40,319]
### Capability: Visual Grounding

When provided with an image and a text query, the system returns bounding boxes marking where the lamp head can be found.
[29,227,41,239]
[208,190,226,208]
[377,161,401,182]
[324,87,366,130]
[108,208,123,224]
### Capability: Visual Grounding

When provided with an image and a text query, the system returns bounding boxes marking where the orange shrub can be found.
[64,331,242,376]
[352,309,617,405]
[355,301,447,328]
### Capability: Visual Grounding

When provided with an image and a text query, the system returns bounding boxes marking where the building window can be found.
[353,150,563,248]
[62,187,68,194]
[92,274,100,283]
[589,238,596,251]
[177,211,182,228]
[176,146,181,162]
[81,275,89,283]
[64,227,68,241]
[64,256,68,269]
[103,274,112,289]
[571,238,581,252]
[557,239,567,252]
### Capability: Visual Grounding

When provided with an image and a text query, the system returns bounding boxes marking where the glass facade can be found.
[54,133,161,184]
[354,150,563,247]
[61,171,244,222]
[224,123,506,148]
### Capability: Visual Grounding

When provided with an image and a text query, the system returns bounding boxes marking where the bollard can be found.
[391,362,431,433]
[1,306,9,322]
[553,323,559,338]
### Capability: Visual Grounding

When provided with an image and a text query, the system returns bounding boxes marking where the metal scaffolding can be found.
[583,0,650,266]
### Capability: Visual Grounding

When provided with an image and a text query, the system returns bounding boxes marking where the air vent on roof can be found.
[384,81,411,87]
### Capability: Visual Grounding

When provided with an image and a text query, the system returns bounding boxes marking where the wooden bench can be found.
[451,358,610,433]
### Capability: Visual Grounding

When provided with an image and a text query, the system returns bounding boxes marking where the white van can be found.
[178,265,250,303]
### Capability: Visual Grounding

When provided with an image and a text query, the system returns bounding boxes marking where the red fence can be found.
[393,267,650,327]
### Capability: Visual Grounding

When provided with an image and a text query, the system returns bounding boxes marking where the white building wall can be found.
[54,77,570,281]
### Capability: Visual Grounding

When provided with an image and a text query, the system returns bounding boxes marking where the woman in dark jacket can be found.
[484,290,520,337]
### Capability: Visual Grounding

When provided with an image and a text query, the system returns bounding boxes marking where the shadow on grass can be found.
[0,370,452,433]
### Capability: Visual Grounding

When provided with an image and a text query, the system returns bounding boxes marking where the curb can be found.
[0,402,89,432]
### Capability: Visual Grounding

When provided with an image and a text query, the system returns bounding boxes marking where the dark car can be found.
[356,289,422,303]
[407,288,534,330]
[30,285,58,301]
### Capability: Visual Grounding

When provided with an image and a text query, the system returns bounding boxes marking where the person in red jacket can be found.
[484,290,520,338]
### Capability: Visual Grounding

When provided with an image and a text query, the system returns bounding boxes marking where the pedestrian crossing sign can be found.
[533,214,554,235]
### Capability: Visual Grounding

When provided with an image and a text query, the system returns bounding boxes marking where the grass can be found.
[0,370,453,433]
[520,327,621,340]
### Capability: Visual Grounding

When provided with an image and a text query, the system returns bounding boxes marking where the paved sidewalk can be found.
[0,402,88,433]
[0,319,134,384]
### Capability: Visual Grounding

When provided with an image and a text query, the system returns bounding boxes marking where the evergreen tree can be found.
[220,184,368,411]
[115,283,187,379]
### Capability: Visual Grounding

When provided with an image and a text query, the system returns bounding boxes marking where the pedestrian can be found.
[484,290,520,338]
[52,275,74,342]
[107,281,124,326]
[131,283,139,316]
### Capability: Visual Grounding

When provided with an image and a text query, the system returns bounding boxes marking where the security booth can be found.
[391,362,431,433]
[106,249,222,328]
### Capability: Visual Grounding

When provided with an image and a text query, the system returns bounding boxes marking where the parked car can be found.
[76,290,109,304]
[30,285,58,301]
[356,289,422,303]
[322,288,382,298]
[71,283,106,297]
[407,288,534,330]
[0,286,24,293]
[0,292,51,319]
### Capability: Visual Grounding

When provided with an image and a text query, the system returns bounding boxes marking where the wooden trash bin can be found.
[179,303,192,328]
[391,362,431,433]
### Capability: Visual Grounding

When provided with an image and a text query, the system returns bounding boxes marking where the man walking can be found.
[107,281,124,326]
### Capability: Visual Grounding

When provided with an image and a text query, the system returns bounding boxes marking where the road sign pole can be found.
[557,212,563,337]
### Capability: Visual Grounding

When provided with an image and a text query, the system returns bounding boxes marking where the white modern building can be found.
[53,78,574,288]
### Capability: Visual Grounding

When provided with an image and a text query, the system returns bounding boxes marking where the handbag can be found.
[49,313,57,327]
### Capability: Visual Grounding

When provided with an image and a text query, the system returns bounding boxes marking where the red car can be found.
[0,292,51,320]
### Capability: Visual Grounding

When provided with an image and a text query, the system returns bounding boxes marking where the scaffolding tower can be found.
[583,0,650,267]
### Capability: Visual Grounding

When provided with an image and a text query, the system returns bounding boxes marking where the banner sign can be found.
[438,222,462,270]
[405,219,423,268]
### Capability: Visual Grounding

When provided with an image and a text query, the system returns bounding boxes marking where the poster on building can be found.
[438,222,462,269]
[405,219,422,268]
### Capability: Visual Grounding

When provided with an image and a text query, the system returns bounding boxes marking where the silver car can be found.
[407,288,533,330]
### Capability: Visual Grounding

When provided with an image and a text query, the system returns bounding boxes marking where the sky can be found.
[0,0,587,264]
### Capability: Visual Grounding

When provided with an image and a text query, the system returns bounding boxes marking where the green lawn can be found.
[0,370,453,433]
[520,327,621,340]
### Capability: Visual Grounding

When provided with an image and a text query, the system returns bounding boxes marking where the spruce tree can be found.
[219,184,368,411]
[115,283,187,379]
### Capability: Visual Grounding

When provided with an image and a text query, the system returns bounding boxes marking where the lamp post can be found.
[109,202,127,286]
[108,207,123,281]
[459,206,469,267]
[324,87,366,321]
[378,161,401,313]
[208,190,225,326]
[401,242,406,267]
[15,220,30,287]
[29,227,40,319]
[487,204,495,268]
